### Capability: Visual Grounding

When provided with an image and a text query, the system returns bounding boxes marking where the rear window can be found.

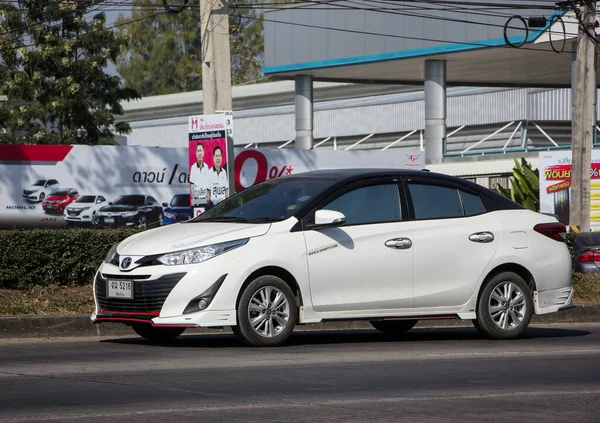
[574,233,600,248]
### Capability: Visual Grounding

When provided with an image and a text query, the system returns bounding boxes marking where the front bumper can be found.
[43,204,66,213]
[98,214,139,228]
[22,193,40,201]
[533,287,574,315]
[90,254,246,328]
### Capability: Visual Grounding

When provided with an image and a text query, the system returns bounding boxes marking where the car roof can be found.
[289,168,465,183]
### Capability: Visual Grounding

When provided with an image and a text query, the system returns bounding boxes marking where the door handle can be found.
[469,232,495,243]
[385,238,412,249]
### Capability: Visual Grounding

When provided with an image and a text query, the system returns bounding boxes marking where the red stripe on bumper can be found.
[99,309,160,316]
[92,317,196,328]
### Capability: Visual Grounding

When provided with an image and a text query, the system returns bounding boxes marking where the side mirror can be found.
[162,203,168,207]
[109,202,113,205]
[313,209,346,228]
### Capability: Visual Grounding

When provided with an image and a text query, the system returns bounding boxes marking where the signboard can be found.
[188,114,229,217]
[0,144,423,229]
[215,110,234,139]
[539,150,600,229]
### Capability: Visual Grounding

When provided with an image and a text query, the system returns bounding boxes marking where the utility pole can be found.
[199,0,235,194]
[570,0,596,232]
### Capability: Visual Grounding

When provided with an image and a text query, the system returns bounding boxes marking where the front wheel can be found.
[475,272,533,340]
[136,214,147,229]
[233,275,298,347]
[370,319,418,335]
[131,324,185,343]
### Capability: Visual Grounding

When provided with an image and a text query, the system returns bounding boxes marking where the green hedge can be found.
[0,229,143,289]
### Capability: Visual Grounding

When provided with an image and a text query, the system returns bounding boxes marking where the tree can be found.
[0,0,139,145]
[494,158,540,212]
[116,0,264,97]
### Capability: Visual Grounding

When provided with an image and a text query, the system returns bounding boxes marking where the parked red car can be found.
[42,188,79,214]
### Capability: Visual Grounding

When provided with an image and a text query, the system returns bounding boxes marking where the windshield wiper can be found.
[192,216,281,223]
[193,216,253,223]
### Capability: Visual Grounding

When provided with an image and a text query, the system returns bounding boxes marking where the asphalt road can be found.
[1,324,599,423]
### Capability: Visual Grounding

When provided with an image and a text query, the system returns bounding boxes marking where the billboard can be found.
[539,150,600,229]
[0,144,423,229]
[188,114,229,217]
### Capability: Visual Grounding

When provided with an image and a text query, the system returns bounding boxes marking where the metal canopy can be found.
[263,4,590,88]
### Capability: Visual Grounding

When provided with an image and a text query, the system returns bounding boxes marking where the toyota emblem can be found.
[121,257,132,269]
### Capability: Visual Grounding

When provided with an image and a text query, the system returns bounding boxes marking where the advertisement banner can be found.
[0,144,423,229]
[188,114,229,217]
[539,150,600,229]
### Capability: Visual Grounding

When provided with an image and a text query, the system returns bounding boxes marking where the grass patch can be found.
[0,285,94,316]
[0,273,598,316]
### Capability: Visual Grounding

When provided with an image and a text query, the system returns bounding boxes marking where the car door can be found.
[146,196,160,223]
[403,176,499,308]
[302,178,414,313]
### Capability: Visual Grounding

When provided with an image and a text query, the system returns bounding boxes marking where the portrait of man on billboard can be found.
[189,140,212,211]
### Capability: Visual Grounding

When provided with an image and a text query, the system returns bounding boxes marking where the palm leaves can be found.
[494,158,539,211]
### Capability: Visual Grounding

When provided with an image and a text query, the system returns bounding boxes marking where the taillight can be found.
[575,250,600,262]
[533,222,566,242]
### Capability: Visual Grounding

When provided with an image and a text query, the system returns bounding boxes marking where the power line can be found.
[0,8,170,55]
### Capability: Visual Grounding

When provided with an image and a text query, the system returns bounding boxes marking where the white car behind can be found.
[64,194,107,226]
[22,179,60,202]
[91,169,573,347]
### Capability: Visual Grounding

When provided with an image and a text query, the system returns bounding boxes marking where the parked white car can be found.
[64,194,108,225]
[22,179,60,202]
[91,169,573,346]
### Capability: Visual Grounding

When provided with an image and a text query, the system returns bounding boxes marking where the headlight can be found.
[122,212,138,218]
[157,239,248,266]
[164,211,177,220]
[105,242,120,265]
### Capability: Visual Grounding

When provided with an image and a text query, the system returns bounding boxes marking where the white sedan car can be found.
[91,169,573,347]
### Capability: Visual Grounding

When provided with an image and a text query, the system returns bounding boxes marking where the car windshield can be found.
[51,189,69,196]
[76,196,96,203]
[113,195,145,206]
[33,180,46,186]
[171,194,191,208]
[190,177,334,223]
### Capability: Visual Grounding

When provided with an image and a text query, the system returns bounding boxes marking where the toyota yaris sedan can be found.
[91,169,573,347]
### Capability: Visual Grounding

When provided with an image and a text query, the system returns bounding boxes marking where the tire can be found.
[131,323,185,343]
[92,212,99,226]
[370,319,418,335]
[475,271,533,340]
[39,193,45,202]
[233,275,298,347]
[137,214,147,229]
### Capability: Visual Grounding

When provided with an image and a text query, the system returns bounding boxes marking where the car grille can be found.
[95,272,186,312]
[23,190,34,195]
[67,209,82,216]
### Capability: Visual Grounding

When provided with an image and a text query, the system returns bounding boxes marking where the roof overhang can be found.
[264,11,587,89]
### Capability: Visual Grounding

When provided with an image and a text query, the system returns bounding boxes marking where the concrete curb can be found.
[1,304,599,339]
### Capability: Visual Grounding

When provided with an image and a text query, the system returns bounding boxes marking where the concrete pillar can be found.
[424,60,447,164]
[295,75,314,149]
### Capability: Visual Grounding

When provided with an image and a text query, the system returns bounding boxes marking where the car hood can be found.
[118,222,271,256]
[100,205,139,213]
[46,196,68,202]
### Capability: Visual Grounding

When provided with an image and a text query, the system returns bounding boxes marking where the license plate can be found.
[104,217,114,224]
[107,280,133,299]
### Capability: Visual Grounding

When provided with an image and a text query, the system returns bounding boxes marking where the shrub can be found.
[572,272,600,303]
[0,228,143,289]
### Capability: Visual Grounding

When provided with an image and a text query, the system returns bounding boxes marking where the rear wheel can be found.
[131,324,185,343]
[370,319,418,335]
[475,272,533,339]
[233,275,298,347]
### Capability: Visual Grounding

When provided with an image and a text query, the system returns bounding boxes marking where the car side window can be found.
[98,196,106,203]
[322,184,401,226]
[407,183,463,220]
[148,196,158,206]
[460,191,487,216]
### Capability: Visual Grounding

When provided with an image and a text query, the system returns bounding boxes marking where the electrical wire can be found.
[0,8,171,55]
